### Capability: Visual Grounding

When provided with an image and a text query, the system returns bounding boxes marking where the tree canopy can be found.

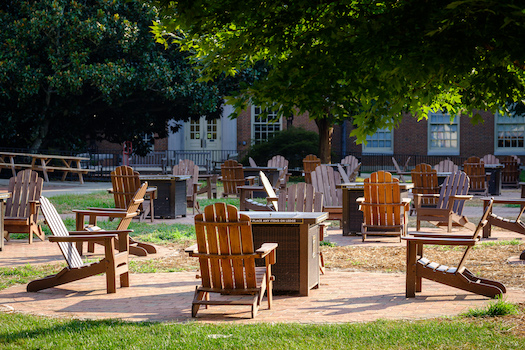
[151,0,525,161]
[0,0,234,154]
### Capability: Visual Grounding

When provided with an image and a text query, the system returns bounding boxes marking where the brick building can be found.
[333,110,525,163]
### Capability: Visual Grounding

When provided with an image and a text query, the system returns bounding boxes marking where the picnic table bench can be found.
[0,152,94,184]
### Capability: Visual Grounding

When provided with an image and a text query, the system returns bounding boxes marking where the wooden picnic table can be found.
[0,152,94,184]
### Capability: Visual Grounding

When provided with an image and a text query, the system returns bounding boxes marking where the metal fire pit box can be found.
[240,211,328,296]
[139,175,189,219]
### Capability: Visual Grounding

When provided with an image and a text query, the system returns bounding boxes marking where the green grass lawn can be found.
[0,312,524,350]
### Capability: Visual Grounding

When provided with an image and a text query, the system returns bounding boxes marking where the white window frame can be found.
[494,111,525,155]
[251,106,282,144]
[362,128,394,154]
[427,111,460,155]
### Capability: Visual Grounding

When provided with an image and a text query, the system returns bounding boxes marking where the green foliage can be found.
[463,298,519,317]
[242,127,319,169]
[152,0,525,146]
[0,0,230,153]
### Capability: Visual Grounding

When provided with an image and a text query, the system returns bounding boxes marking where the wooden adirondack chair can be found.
[403,199,506,298]
[110,165,155,222]
[482,154,500,165]
[303,154,321,184]
[434,159,459,173]
[410,163,440,214]
[357,171,411,242]
[501,155,520,188]
[185,203,278,318]
[340,155,361,182]
[221,160,255,197]
[27,196,131,294]
[415,171,475,232]
[463,157,488,195]
[240,171,277,211]
[4,169,44,244]
[267,155,290,189]
[74,182,157,257]
[392,156,411,182]
[173,159,201,213]
[311,164,342,224]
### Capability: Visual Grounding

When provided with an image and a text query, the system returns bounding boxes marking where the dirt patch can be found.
[155,241,525,290]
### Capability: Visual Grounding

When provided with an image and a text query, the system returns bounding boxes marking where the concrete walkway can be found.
[1,180,525,323]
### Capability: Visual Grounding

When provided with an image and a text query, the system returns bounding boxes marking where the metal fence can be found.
[0,146,474,180]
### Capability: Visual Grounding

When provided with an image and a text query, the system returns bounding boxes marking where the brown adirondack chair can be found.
[221,160,255,197]
[303,154,321,184]
[502,155,520,188]
[357,171,411,241]
[434,159,459,173]
[110,165,155,222]
[27,196,130,294]
[173,159,201,214]
[267,155,290,189]
[340,155,361,182]
[311,164,342,224]
[463,157,488,195]
[74,182,157,257]
[410,163,440,215]
[415,171,475,232]
[4,169,44,244]
[185,203,278,318]
[481,154,500,165]
[403,198,506,298]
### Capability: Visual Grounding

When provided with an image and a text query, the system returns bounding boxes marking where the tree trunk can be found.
[30,119,50,152]
[315,117,333,164]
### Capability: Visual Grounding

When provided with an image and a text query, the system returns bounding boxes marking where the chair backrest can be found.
[221,159,245,196]
[340,155,361,182]
[267,155,289,186]
[277,183,323,212]
[5,169,43,218]
[411,163,439,204]
[267,155,288,169]
[481,154,500,165]
[39,196,84,269]
[434,159,459,172]
[173,159,199,196]
[463,157,486,192]
[115,182,147,231]
[111,165,141,210]
[436,171,470,214]
[502,155,520,185]
[362,171,402,227]
[248,157,258,167]
[310,165,342,207]
[303,154,321,183]
[194,203,258,291]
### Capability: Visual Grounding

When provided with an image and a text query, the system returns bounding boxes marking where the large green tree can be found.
[151,0,525,162]
[0,0,231,154]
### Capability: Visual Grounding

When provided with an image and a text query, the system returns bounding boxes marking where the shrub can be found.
[242,127,319,169]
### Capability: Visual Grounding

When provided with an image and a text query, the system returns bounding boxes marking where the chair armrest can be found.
[256,242,278,256]
[87,207,127,212]
[185,244,198,254]
[356,197,364,203]
[74,209,135,218]
[107,188,114,194]
[402,236,477,246]
[409,232,474,239]
[245,176,256,185]
[413,193,441,199]
[69,229,132,235]
[49,234,117,243]
[449,195,473,201]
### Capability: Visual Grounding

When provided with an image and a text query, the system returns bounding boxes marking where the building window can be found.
[362,128,393,154]
[427,112,459,155]
[251,106,282,144]
[495,111,525,155]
